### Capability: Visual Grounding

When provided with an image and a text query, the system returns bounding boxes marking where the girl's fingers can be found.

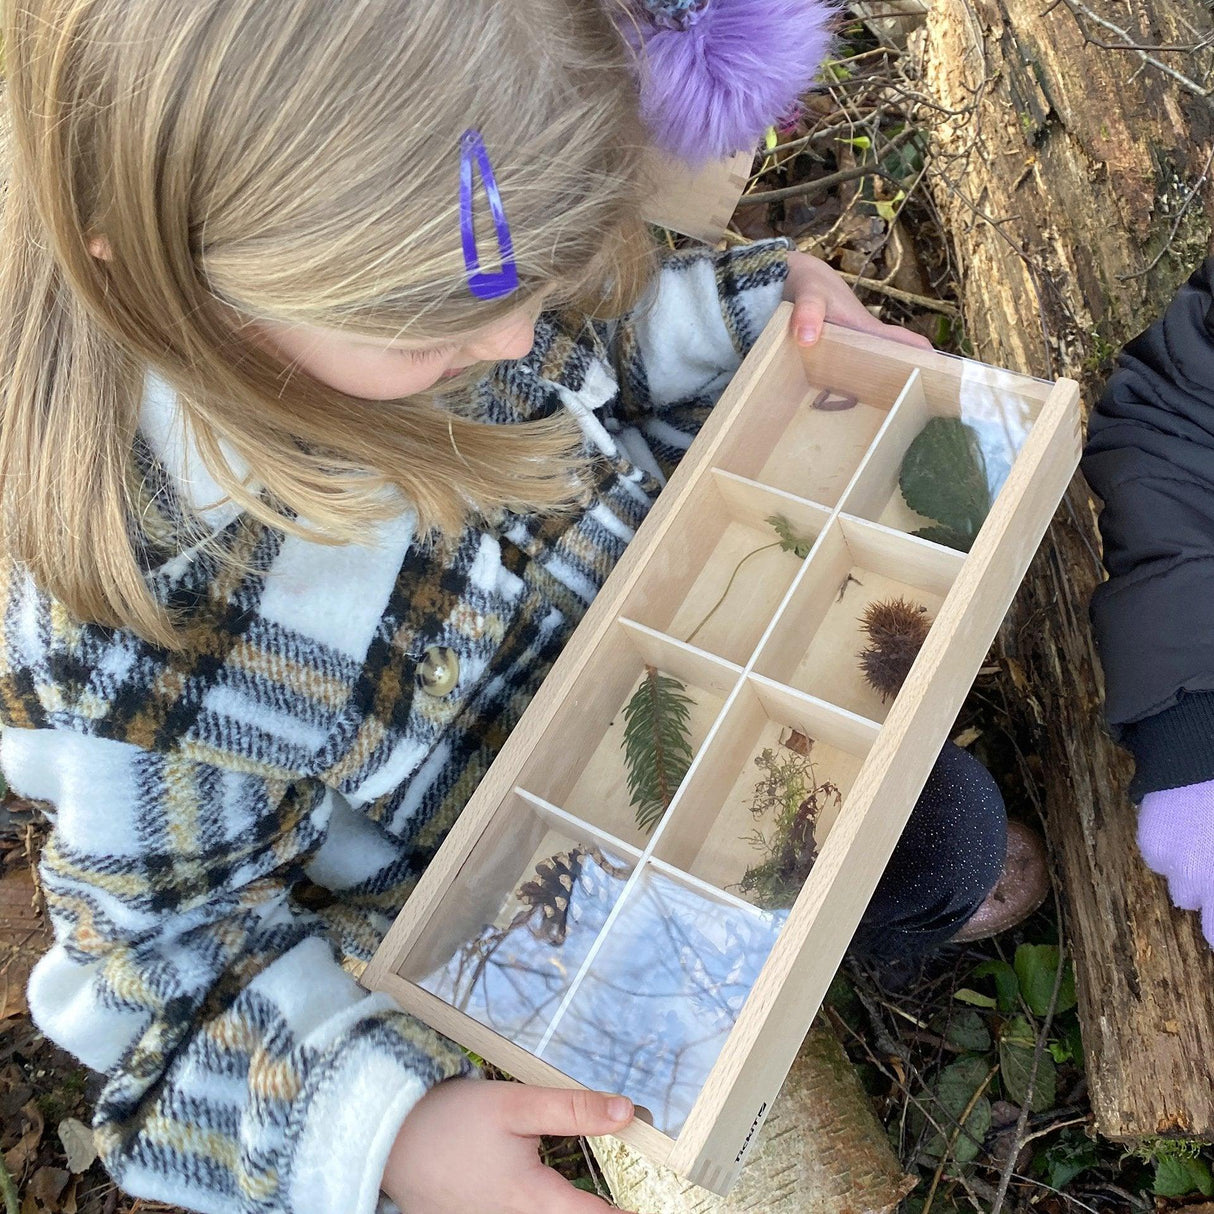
[530,1167,626,1214]
[791,295,827,345]
[830,302,931,349]
[875,321,934,351]
[793,292,933,352]
[505,1086,634,1139]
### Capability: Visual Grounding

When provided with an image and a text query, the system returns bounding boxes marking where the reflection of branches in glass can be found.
[541,871,786,1134]
[737,734,841,910]
[424,856,786,1135]
[421,845,631,1052]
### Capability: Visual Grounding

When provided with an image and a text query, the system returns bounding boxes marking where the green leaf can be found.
[874,189,905,223]
[571,1178,601,1193]
[1014,945,1078,1018]
[1154,1154,1214,1197]
[622,669,695,833]
[911,524,974,553]
[1047,1019,1084,1065]
[915,1055,992,1162]
[954,988,997,1010]
[972,959,1019,1013]
[1038,1132,1100,1189]
[1062,1017,1084,1066]
[944,1009,992,1053]
[999,1014,1056,1112]
[767,515,816,560]
[899,418,991,547]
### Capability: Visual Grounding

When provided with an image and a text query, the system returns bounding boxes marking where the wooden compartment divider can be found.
[364,306,1082,1195]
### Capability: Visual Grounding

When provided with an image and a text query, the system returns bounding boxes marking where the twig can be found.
[1118,143,1214,280]
[1050,0,1214,104]
[920,1063,999,1214]
[738,162,903,206]
[1018,1112,1092,1148]
[738,130,916,205]
[578,1137,616,1205]
[988,903,1070,1214]
[838,270,961,316]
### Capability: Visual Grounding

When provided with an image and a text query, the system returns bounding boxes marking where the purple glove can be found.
[1139,778,1214,946]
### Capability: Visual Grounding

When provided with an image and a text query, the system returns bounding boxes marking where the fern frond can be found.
[622,666,695,833]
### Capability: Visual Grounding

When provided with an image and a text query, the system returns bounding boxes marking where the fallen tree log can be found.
[916,0,1214,1140]
[591,1021,914,1214]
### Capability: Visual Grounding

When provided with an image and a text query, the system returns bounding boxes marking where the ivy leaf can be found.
[622,668,694,833]
[1014,945,1078,1018]
[899,418,991,550]
[999,1014,1056,1112]
[1154,1154,1214,1198]
[972,959,1019,1013]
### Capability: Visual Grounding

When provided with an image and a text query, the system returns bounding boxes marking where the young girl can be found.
[0,2,1037,1212]
[1085,257,1214,949]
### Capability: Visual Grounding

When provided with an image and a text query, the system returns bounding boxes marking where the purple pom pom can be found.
[626,0,837,165]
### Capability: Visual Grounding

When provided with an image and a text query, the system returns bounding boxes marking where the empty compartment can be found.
[652,679,874,908]
[842,359,1049,551]
[712,324,917,505]
[622,469,830,666]
[754,517,964,721]
[400,792,640,1052]
[537,861,786,1135]
[516,619,740,846]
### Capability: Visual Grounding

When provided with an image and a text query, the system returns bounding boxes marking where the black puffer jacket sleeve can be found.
[1084,256,1214,798]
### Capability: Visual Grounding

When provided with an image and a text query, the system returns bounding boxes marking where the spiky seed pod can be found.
[857,596,932,702]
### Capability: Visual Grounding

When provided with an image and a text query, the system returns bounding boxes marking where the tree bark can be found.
[916,0,1214,1140]
[591,1021,915,1213]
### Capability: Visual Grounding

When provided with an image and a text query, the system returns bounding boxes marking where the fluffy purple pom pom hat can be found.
[619,0,837,165]
[460,0,836,300]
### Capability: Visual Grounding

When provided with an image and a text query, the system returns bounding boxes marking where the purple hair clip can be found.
[460,129,519,302]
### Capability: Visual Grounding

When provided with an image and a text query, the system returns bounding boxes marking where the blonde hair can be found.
[0,0,654,647]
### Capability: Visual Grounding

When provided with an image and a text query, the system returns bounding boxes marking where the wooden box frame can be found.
[364,306,1082,1195]
[643,149,754,245]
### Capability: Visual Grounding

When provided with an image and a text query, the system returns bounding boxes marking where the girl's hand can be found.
[784,250,932,351]
[383,1078,638,1213]
[1139,779,1214,949]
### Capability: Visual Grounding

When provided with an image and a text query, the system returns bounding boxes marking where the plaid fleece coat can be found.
[0,240,789,1214]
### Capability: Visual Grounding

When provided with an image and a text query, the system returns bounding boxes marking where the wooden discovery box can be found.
[364,304,1082,1195]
